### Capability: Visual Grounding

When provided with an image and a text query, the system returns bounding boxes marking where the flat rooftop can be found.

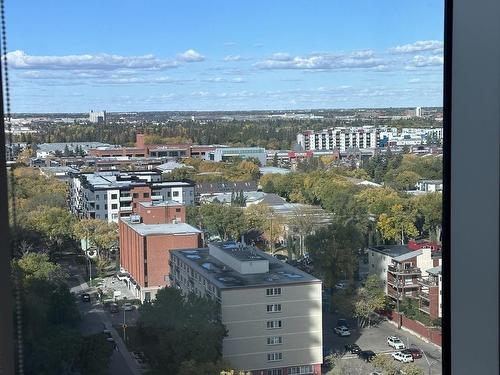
[369,245,413,258]
[172,244,320,289]
[139,200,183,208]
[122,217,201,236]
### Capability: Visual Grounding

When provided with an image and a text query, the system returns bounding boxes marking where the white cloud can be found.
[7,50,178,70]
[390,40,443,54]
[409,55,444,67]
[223,55,241,62]
[224,41,238,47]
[176,49,205,62]
[255,50,384,70]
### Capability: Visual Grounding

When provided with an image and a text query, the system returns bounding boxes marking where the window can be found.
[111,193,117,199]
[267,352,282,362]
[143,192,150,198]
[288,366,313,375]
[133,193,139,198]
[111,204,118,210]
[176,208,181,212]
[266,320,282,329]
[267,370,282,375]
[173,191,179,197]
[267,336,283,345]
[104,204,107,210]
[112,214,118,220]
[96,204,100,210]
[96,194,99,200]
[266,287,282,296]
[267,304,282,313]
[144,292,151,302]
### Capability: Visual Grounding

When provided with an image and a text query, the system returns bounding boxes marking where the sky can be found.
[6,0,444,113]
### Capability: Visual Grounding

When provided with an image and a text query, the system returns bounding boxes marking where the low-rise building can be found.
[206,147,267,166]
[119,201,202,302]
[170,242,323,375]
[415,180,443,193]
[418,265,442,319]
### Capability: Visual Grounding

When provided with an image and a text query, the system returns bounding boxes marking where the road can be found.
[64,256,142,375]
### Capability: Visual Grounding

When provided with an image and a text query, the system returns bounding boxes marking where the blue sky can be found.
[6,0,444,112]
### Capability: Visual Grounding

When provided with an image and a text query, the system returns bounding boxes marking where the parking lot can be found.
[323,307,442,374]
[100,274,137,301]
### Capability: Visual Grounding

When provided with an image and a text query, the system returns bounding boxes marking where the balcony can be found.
[388,264,421,275]
[418,277,438,287]
[387,279,420,289]
[419,291,430,300]
[120,196,132,202]
[151,195,163,200]
[120,206,132,212]
[419,305,430,314]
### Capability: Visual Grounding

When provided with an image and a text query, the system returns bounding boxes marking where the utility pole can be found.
[396,276,402,329]
[123,308,127,343]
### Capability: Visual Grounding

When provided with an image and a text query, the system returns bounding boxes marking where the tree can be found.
[73,219,118,259]
[136,287,227,374]
[199,203,245,241]
[385,170,421,191]
[27,207,76,252]
[76,334,113,375]
[377,203,418,244]
[305,222,363,288]
[370,354,401,375]
[414,192,442,243]
[289,206,317,256]
[271,153,279,167]
[354,275,387,327]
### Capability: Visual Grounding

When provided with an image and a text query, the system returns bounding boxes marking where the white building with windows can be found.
[69,171,195,223]
[170,242,323,375]
[297,126,380,152]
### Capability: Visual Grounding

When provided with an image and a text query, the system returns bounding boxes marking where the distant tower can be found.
[89,110,107,124]
[415,107,422,118]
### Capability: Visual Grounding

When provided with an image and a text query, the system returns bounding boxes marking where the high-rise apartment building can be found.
[170,242,323,375]
[89,110,107,124]
[296,126,380,152]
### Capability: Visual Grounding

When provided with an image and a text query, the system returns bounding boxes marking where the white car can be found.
[123,303,134,311]
[387,336,405,350]
[335,282,347,290]
[334,326,351,336]
[392,351,414,363]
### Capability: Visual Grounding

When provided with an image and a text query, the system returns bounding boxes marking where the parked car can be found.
[103,329,112,339]
[358,350,376,362]
[392,351,414,363]
[123,303,134,311]
[273,254,288,262]
[81,293,91,303]
[110,303,119,313]
[335,281,347,290]
[387,336,406,350]
[402,348,423,359]
[334,326,351,336]
[337,318,350,328]
[344,343,361,354]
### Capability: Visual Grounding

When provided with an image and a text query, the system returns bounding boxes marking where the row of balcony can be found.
[388,264,421,275]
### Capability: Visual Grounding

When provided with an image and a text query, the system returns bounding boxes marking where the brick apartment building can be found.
[119,200,202,302]
[368,245,442,319]
[171,242,323,375]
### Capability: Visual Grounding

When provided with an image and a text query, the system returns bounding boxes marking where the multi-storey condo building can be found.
[69,170,195,222]
[170,242,323,375]
[89,110,106,124]
[418,265,442,319]
[297,126,380,152]
[119,201,202,302]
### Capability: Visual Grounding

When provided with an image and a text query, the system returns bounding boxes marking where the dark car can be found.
[344,343,361,354]
[402,348,423,359]
[337,318,350,328]
[109,303,119,313]
[358,350,377,362]
[81,293,91,303]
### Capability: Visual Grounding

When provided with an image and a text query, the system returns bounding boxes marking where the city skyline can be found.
[7,0,444,112]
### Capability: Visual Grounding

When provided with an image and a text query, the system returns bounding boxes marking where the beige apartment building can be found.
[170,242,323,375]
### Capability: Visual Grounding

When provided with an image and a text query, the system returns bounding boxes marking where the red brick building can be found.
[119,201,202,302]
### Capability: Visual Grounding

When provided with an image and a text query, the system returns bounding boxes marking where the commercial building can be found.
[69,170,195,222]
[297,126,380,152]
[206,147,267,166]
[36,142,114,158]
[170,242,323,375]
[119,201,202,302]
[89,110,107,124]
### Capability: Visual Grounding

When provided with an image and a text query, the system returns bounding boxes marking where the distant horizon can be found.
[10,105,443,116]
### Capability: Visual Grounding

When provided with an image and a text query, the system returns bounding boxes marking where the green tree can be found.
[73,219,118,259]
[136,287,227,374]
[354,275,387,327]
[414,192,442,243]
[199,203,245,241]
[370,354,401,375]
[305,222,363,288]
[76,334,113,375]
